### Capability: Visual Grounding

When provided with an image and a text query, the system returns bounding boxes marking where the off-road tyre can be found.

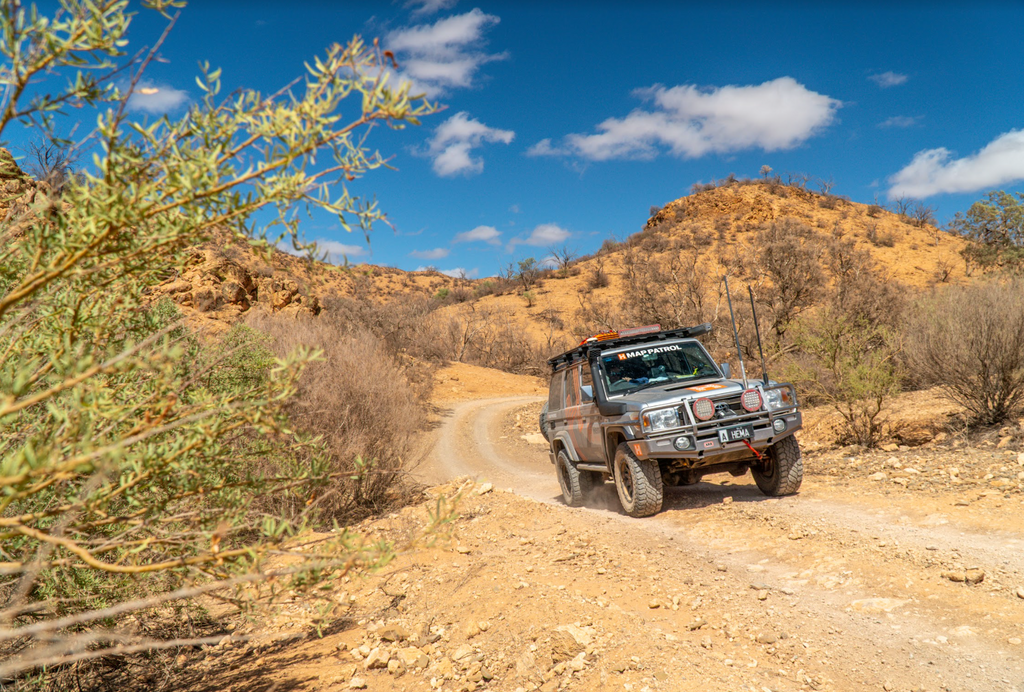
[613,442,663,517]
[557,449,594,507]
[539,402,551,442]
[752,435,803,496]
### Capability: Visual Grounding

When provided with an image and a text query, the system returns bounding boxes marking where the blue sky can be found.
[14,1,1024,278]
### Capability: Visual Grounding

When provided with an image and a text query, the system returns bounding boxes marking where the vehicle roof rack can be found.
[547,323,713,371]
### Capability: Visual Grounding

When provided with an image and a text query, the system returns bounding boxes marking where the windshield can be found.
[601,341,719,394]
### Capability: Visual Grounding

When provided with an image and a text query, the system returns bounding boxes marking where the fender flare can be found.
[551,431,581,462]
[603,425,640,463]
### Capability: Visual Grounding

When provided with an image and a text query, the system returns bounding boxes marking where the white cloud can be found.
[525,138,566,157]
[127,82,189,114]
[276,238,367,264]
[509,223,571,250]
[386,8,505,96]
[878,115,920,129]
[316,240,368,262]
[405,0,459,17]
[869,71,908,88]
[539,78,839,162]
[409,247,450,259]
[426,112,514,176]
[453,225,501,244]
[887,129,1024,199]
[440,267,479,279]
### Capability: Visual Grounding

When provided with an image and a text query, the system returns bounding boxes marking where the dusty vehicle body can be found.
[541,324,803,517]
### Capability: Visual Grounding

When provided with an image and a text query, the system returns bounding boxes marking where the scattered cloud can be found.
[509,223,571,251]
[533,78,840,162]
[386,8,506,96]
[525,138,566,157]
[509,204,520,213]
[409,247,450,260]
[426,112,514,177]
[276,238,367,263]
[453,225,501,244]
[887,129,1024,199]
[869,71,908,88]
[405,0,459,17]
[127,82,189,114]
[878,115,920,129]
[316,240,368,262]
[440,267,479,279]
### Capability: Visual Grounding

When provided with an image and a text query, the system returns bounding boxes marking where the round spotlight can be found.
[741,389,762,412]
[674,436,692,451]
[772,418,787,433]
[692,397,715,421]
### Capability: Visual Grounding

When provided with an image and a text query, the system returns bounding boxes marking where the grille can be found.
[683,393,770,434]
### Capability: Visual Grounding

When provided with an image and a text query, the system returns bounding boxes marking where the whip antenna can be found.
[724,275,747,388]
[748,285,769,385]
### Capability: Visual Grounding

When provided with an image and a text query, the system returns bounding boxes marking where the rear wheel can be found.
[612,443,663,517]
[557,449,594,507]
[752,435,803,496]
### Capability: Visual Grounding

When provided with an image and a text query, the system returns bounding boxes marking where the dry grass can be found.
[246,309,430,523]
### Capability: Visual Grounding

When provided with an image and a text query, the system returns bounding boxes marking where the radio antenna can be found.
[723,275,747,388]
[748,285,769,385]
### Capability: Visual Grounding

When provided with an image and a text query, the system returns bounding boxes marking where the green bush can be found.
[787,309,903,447]
[0,1,437,678]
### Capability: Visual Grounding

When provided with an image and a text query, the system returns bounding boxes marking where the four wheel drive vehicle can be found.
[540,324,803,517]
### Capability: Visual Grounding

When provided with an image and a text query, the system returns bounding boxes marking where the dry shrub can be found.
[587,263,610,289]
[620,242,725,334]
[246,310,428,522]
[865,223,895,247]
[744,219,826,339]
[906,280,1024,426]
[433,305,551,375]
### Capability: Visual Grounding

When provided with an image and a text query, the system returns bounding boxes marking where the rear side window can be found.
[563,366,580,408]
[548,371,564,410]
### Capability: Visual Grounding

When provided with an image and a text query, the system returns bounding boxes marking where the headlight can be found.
[764,387,794,411]
[642,408,679,432]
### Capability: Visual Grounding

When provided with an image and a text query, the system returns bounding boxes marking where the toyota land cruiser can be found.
[540,324,803,517]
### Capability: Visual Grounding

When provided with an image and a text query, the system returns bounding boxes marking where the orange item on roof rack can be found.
[580,331,619,345]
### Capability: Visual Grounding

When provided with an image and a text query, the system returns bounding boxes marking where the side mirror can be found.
[720,363,731,379]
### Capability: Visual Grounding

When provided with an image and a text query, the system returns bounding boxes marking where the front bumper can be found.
[627,410,802,467]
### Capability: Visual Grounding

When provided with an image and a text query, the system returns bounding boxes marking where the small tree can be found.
[516,256,541,291]
[549,244,578,277]
[23,137,77,192]
[949,190,1024,272]
[760,164,773,179]
[910,201,937,228]
[891,195,913,219]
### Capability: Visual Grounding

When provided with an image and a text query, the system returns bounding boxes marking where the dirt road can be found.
[211,394,1024,692]
[412,396,1024,692]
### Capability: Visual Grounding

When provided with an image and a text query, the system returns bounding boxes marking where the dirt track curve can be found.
[418,396,1024,692]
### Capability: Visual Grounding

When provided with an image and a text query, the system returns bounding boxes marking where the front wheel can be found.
[557,449,594,507]
[613,443,663,517]
[752,435,803,496]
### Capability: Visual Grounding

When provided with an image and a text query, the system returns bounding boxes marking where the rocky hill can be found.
[454,179,967,348]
